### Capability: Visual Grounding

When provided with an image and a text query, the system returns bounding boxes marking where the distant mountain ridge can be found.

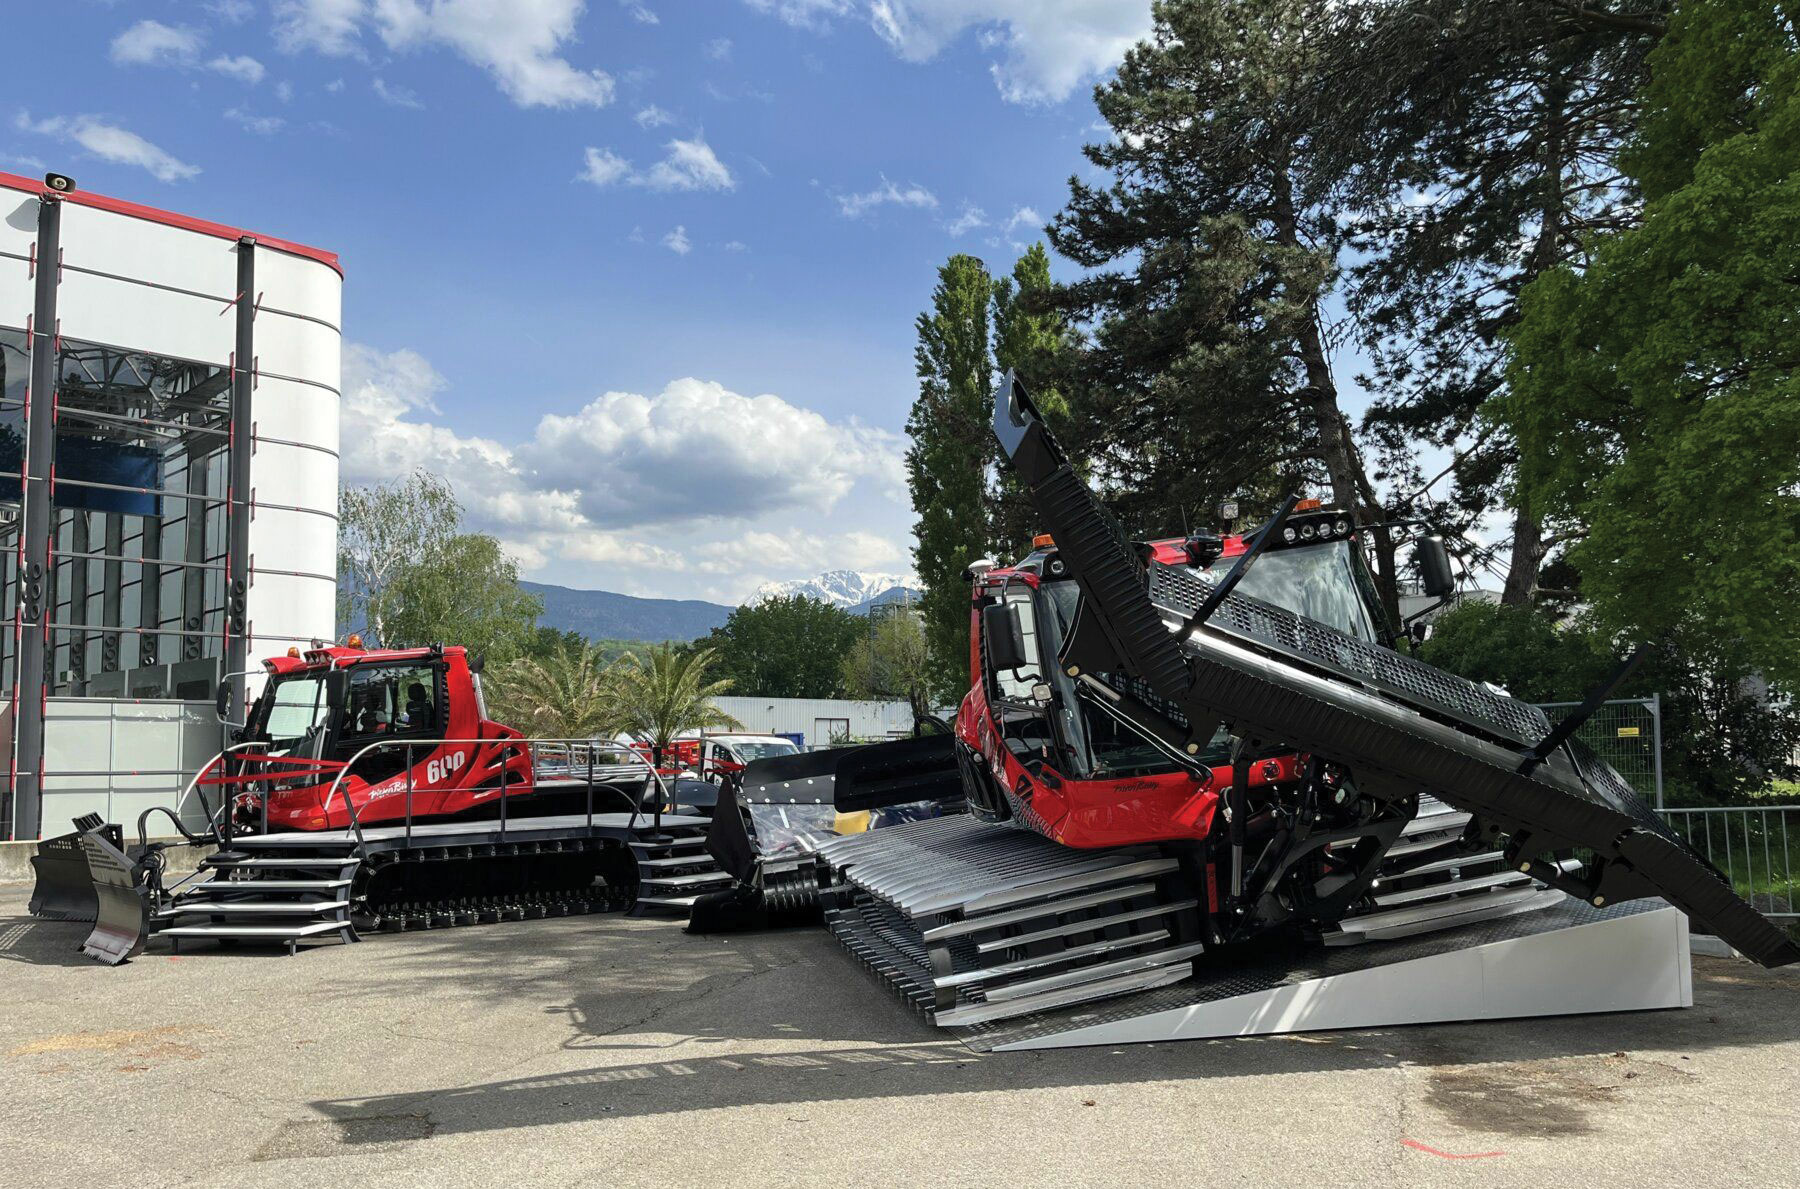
[521,581,732,642]
[524,569,922,642]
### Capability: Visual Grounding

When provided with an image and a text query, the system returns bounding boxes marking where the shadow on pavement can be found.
[308,951,1800,1139]
[0,912,95,967]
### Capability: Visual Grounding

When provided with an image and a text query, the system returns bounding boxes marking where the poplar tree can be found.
[990,244,1073,559]
[907,255,995,700]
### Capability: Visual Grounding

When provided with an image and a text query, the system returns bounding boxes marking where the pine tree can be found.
[1331,0,1667,605]
[1045,0,1400,614]
[907,255,995,701]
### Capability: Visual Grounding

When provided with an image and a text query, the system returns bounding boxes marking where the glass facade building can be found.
[0,174,341,838]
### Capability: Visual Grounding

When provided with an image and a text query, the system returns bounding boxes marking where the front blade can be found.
[29,826,108,922]
[76,825,152,965]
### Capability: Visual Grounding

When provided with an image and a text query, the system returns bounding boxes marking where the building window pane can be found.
[45,339,233,696]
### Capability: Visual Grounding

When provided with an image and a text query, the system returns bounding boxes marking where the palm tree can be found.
[612,643,742,768]
[484,641,624,742]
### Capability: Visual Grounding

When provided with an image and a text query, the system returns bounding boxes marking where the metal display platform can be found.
[953,901,1691,1051]
[225,810,665,853]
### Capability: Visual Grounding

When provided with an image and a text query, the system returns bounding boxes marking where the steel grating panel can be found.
[949,897,1667,1051]
[1147,563,1551,746]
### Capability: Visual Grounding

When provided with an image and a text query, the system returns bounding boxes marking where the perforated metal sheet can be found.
[1148,562,1551,746]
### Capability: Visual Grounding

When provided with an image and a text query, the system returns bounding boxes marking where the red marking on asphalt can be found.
[1401,1139,1505,1160]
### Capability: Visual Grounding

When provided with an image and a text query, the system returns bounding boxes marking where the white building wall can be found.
[712,696,916,748]
[0,175,340,832]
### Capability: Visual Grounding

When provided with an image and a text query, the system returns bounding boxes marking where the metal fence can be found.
[1660,806,1799,921]
[1532,694,1797,924]
[1536,694,1664,808]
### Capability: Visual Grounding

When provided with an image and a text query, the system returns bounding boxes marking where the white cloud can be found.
[746,0,1149,104]
[374,0,615,108]
[836,175,936,218]
[17,112,200,183]
[224,107,285,135]
[945,203,986,235]
[273,0,366,57]
[634,104,674,128]
[209,54,268,84]
[209,0,257,24]
[745,0,852,31]
[342,345,909,599]
[662,225,691,255]
[1002,204,1040,234]
[704,37,734,61]
[372,77,425,108]
[325,78,346,92]
[112,19,269,86]
[723,240,748,252]
[519,378,903,528]
[641,136,733,191]
[276,80,296,102]
[111,20,204,67]
[273,0,614,107]
[619,0,659,23]
[577,146,633,187]
[576,136,735,192]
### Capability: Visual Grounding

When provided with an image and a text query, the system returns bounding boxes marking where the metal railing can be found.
[314,737,676,853]
[1661,805,1799,921]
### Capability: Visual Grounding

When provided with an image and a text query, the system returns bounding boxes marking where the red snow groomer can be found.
[30,638,728,962]
[218,639,539,833]
[696,374,1797,1038]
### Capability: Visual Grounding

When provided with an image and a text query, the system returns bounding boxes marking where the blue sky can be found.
[7,2,1159,602]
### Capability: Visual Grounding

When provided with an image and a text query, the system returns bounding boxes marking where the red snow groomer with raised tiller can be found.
[698,374,1797,1037]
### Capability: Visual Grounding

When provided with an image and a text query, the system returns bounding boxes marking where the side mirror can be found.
[982,601,1029,671]
[325,668,350,711]
[1415,536,1455,599]
[214,680,232,723]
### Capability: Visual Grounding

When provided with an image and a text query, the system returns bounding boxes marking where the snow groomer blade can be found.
[992,371,1799,968]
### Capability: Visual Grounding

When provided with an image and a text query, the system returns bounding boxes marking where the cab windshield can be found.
[253,673,330,754]
[1199,539,1380,642]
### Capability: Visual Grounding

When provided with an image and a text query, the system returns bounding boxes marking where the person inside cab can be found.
[403,681,432,730]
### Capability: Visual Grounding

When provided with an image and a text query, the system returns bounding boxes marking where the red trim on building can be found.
[0,171,343,278]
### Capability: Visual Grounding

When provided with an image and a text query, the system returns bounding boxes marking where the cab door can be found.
[976,589,1064,813]
[329,661,449,818]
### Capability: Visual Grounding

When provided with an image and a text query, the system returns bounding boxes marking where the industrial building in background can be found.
[0,172,341,840]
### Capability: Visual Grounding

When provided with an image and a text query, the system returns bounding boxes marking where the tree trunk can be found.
[1501,495,1547,606]
[1503,82,1571,608]
[1272,168,1401,624]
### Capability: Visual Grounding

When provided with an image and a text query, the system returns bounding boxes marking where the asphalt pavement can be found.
[2,885,1796,1188]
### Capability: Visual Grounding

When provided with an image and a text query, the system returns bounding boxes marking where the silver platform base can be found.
[963,902,1692,1051]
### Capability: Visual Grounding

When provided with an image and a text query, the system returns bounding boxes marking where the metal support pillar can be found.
[11,193,62,840]
[1650,692,1665,811]
[220,238,256,842]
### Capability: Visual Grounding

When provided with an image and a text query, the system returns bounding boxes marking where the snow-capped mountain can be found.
[750,569,920,612]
